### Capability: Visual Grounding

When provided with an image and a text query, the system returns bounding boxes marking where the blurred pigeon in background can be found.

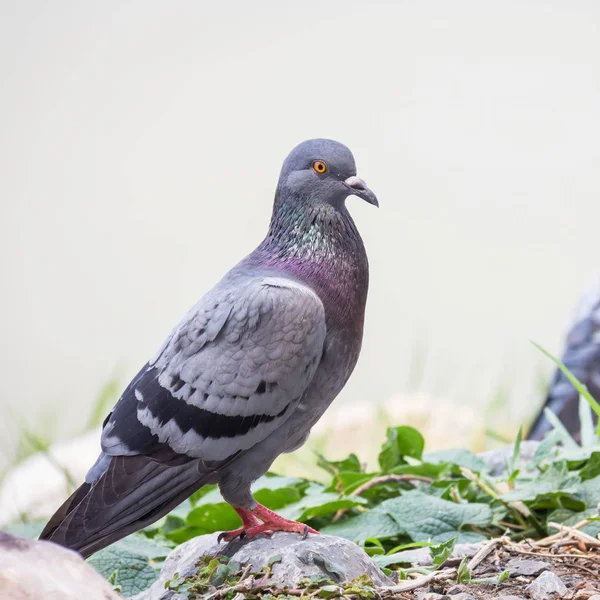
[528,276,600,441]
[39,139,378,557]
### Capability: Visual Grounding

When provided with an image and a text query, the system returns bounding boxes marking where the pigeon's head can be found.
[277,139,378,209]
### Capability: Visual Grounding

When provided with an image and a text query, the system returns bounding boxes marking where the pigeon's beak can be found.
[344,176,379,207]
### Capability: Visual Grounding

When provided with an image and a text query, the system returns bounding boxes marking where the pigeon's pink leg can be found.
[241,504,319,539]
[217,507,262,542]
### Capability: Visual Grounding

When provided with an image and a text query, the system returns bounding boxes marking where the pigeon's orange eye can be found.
[312,160,328,174]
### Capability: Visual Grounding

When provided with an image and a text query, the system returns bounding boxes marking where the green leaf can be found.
[429,537,457,567]
[575,474,600,508]
[164,525,206,544]
[580,452,600,481]
[457,557,471,583]
[532,342,600,433]
[530,430,562,467]
[389,462,454,479]
[278,492,368,521]
[502,462,581,504]
[424,449,490,473]
[317,453,362,476]
[318,585,344,598]
[186,475,304,532]
[323,490,491,544]
[186,501,240,531]
[87,534,170,597]
[321,506,405,542]
[382,490,492,543]
[378,426,425,472]
[189,484,219,506]
[330,471,378,494]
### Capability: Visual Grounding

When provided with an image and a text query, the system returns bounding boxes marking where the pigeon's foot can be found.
[220,503,318,542]
[242,503,318,540]
[218,507,262,542]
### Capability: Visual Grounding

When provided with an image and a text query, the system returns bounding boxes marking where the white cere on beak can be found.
[344,175,367,190]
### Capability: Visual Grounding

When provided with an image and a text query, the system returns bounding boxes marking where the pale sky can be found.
[1,1,600,464]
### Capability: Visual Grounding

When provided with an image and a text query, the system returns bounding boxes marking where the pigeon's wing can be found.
[528,279,600,441]
[40,275,326,557]
[102,275,327,463]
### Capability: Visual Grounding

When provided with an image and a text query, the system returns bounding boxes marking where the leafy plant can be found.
[7,349,600,597]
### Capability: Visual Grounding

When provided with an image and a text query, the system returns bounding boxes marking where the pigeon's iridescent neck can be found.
[254,196,369,331]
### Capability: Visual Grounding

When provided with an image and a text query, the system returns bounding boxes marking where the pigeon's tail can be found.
[39,454,209,558]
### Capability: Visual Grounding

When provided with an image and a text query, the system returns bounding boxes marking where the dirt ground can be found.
[394,541,600,600]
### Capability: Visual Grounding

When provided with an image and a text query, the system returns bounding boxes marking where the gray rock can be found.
[0,531,122,600]
[478,441,540,477]
[497,596,527,600]
[131,532,392,600]
[525,571,568,600]
[447,585,471,594]
[449,594,478,600]
[415,593,448,600]
[506,557,550,577]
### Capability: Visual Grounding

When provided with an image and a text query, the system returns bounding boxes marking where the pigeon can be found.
[528,276,600,441]
[40,139,378,557]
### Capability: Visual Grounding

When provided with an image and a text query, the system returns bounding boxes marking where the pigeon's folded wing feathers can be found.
[101,276,327,464]
[40,276,327,556]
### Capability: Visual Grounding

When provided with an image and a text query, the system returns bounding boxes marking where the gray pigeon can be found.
[40,139,378,557]
[528,276,600,441]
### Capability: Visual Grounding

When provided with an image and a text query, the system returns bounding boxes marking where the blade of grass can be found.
[531,341,600,435]
[578,395,597,448]
[510,427,523,472]
[540,408,580,451]
[22,429,77,492]
[86,372,121,430]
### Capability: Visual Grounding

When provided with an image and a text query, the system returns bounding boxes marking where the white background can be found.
[1,1,599,464]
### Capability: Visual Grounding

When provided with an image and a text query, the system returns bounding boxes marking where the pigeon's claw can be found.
[218,507,262,542]
[220,503,318,542]
[242,504,318,539]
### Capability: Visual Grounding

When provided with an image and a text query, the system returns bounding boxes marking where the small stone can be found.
[525,571,568,600]
[447,585,470,594]
[506,558,551,577]
[415,593,447,600]
[587,596,600,600]
[497,596,527,600]
[449,594,477,600]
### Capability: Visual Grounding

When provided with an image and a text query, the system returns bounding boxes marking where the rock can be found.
[384,542,486,566]
[478,441,540,477]
[449,594,478,600]
[447,585,470,594]
[132,532,392,600]
[506,557,550,577]
[0,531,122,600]
[497,596,527,600]
[525,571,568,600]
[415,593,447,600]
